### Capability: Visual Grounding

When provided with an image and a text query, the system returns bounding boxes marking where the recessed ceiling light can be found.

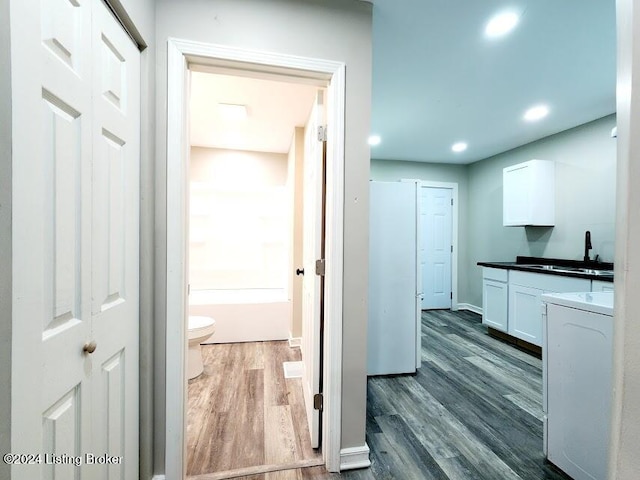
[217,103,248,121]
[485,11,520,38]
[523,105,550,122]
[451,142,468,153]
[368,135,381,146]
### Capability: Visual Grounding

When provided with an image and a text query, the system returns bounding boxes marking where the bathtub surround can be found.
[188,146,294,343]
[189,147,289,292]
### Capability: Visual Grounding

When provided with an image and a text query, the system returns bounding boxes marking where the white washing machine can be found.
[542,291,614,480]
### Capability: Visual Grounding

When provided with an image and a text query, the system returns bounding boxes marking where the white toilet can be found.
[187,315,216,380]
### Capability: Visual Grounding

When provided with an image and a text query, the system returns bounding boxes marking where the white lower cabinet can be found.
[482,268,596,347]
[508,272,591,347]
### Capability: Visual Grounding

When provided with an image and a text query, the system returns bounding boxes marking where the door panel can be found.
[11,0,92,476]
[421,187,452,309]
[90,2,140,478]
[301,91,324,448]
[42,386,82,479]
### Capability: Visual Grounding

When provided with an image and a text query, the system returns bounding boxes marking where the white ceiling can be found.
[371,0,617,164]
[189,71,317,154]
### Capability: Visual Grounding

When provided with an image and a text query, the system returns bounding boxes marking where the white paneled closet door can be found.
[10,0,140,478]
[90,2,141,478]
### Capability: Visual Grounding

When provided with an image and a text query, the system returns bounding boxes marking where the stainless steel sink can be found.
[581,268,614,276]
[527,265,582,272]
[524,264,613,276]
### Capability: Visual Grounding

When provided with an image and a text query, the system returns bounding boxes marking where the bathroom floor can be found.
[187,340,322,477]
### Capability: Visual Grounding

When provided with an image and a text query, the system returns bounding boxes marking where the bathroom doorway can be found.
[182,64,330,478]
[165,40,347,478]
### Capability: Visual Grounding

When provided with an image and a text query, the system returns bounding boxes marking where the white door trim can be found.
[402,179,459,311]
[165,38,346,478]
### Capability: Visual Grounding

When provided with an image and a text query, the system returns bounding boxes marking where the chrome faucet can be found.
[584,230,592,262]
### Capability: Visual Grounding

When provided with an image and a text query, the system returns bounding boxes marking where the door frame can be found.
[409,180,459,310]
[165,38,346,478]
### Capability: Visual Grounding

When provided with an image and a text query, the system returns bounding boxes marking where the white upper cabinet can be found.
[503,159,555,226]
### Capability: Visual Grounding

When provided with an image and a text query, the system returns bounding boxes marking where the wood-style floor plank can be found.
[187,341,321,477]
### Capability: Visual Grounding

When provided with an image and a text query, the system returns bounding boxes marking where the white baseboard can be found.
[152,476,165,480]
[340,443,371,470]
[457,303,483,315]
[288,336,301,348]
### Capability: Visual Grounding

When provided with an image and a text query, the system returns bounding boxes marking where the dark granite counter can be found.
[477,256,614,282]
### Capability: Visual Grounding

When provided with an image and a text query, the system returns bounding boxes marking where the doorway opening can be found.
[165,39,347,479]
[185,69,324,477]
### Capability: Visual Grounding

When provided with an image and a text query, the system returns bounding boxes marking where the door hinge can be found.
[451,198,453,206]
[317,125,327,142]
[313,393,323,411]
[450,292,453,299]
[315,259,326,276]
[450,245,453,253]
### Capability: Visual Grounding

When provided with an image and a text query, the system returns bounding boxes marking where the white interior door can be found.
[11,0,140,477]
[421,187,453,310]
[90,3,141,478]
[301,91,324,448]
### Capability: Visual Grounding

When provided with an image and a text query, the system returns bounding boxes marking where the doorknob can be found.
[296,268,305,276]
[83,341,97,354]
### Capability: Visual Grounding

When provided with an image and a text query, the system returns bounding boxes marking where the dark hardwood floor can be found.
[358,309,571,480]
[193,310,571,480]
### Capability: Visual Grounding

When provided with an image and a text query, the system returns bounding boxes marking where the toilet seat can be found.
[188,315,215,339]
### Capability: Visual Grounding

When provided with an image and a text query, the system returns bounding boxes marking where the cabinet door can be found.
[509,284,543,346]
[483,279,508,332]
[503,160,554,226]
[503,164,531,226]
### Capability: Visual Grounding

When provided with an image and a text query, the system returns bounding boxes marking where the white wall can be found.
[370,159,470,304]
[154,0,372,471]
[466,115,617,307]
[609,0,640,476]
[0,0,11,476]
[189,147,289,290]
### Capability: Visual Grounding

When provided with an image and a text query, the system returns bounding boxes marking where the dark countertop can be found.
[477,256,614,282]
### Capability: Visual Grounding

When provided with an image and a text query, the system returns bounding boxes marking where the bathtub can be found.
[188,288,291,343]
